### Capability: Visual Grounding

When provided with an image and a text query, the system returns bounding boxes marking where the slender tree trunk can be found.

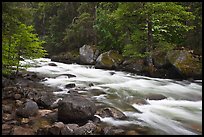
[42,12,46,36]
[94,5,98,45]
[146,16,155,74]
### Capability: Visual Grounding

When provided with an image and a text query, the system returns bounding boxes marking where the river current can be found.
[20,58,202,135]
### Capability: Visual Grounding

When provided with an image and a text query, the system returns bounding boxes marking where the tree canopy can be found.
[2,2,202,74]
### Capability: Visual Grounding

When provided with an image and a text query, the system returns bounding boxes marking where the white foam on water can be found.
[130,98,202,135]
[20,58,202,135]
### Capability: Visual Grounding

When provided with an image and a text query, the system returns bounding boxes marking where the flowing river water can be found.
[20,58,202,135]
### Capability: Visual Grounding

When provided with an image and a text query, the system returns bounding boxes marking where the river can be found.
[20,58,202,135]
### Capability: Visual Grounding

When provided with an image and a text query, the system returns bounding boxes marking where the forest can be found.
[2,2,202,76]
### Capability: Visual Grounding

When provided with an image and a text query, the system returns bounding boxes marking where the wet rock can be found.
[2,124,12,135]
[3,87,17,99]
[79,45,99,65]
[145,93,167,100]
[14,93,21,100]
[96,107,127,120]
[16,100,39,117]
[36,93,58,109]
[120,58,145,74]
[58,95,96,123]
[48,63,57,66]
[58,74,76,78]
[65,83,76,88]
[12,126,35,135]
[74,121,97,135]
[15,100,24,107]
[109,72,116,75]
[125,97,149,105]
[167,50,202,79]
[95,50,124,69]
[87,88,106,96]
[103,127,125,135]
[49,122,65,135]
[23,72,39,81]
[3,113,14,121]
[43,111,58,123]
[2,104,13,114]
[89,83,94,87]
[61,124,79,135]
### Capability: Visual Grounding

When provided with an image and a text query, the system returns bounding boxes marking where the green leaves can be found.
[2,8,47,76]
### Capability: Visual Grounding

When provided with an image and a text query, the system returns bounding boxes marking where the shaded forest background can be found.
[2,2,202,74]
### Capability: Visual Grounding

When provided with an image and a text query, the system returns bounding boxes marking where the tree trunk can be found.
[42,12,46,36]
[146,16,155,75]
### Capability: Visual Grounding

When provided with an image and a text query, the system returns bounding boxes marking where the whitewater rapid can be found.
[20,58,202,135]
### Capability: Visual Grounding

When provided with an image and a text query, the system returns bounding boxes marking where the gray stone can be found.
[14,94,21,100]
[96,107,126,120]
[145,93,167,100]
[79,45,99,65]
[48,63,57,66]
[58,95,96,123]
[16,100,39,117]
[74,121,97,135]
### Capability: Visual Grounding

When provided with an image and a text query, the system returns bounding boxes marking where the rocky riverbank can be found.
[51,45,202,80]
[2,71,153,135]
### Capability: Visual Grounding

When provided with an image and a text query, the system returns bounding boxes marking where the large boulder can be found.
[58,95,96,123]
[166,50,202,79]
[152,49,168,68]
[95,50,124,69]
[79,45,99,65]
[16,100,39,118]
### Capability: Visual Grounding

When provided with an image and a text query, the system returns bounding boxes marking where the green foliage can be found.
[63,2,97,51]
[95,2,196,59]
[2,3,47,75]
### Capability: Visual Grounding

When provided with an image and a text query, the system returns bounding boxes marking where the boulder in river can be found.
[65,83,76,88]
[79,45,99,65]
[95,50,124,69]
[145,93,167,100]
[48,63,57,66]
[166,49,202,79]
[58,95,96,123]
[96,107,127,120]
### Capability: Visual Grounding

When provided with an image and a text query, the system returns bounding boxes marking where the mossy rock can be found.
[167,50,202,79]
[108,50,124,64]
[95,50,124,69]
[152,49,168,68]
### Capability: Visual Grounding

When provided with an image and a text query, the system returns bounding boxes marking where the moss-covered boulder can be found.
[51,50,80,64]
[95,50,124,69]
[152,49,168,68]
[167,50,202,79]
[79,45,99,65]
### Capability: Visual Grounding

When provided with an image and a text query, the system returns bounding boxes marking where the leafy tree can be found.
[2,2,47,75]
[95,2,195,67]
[63,2,98,51]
